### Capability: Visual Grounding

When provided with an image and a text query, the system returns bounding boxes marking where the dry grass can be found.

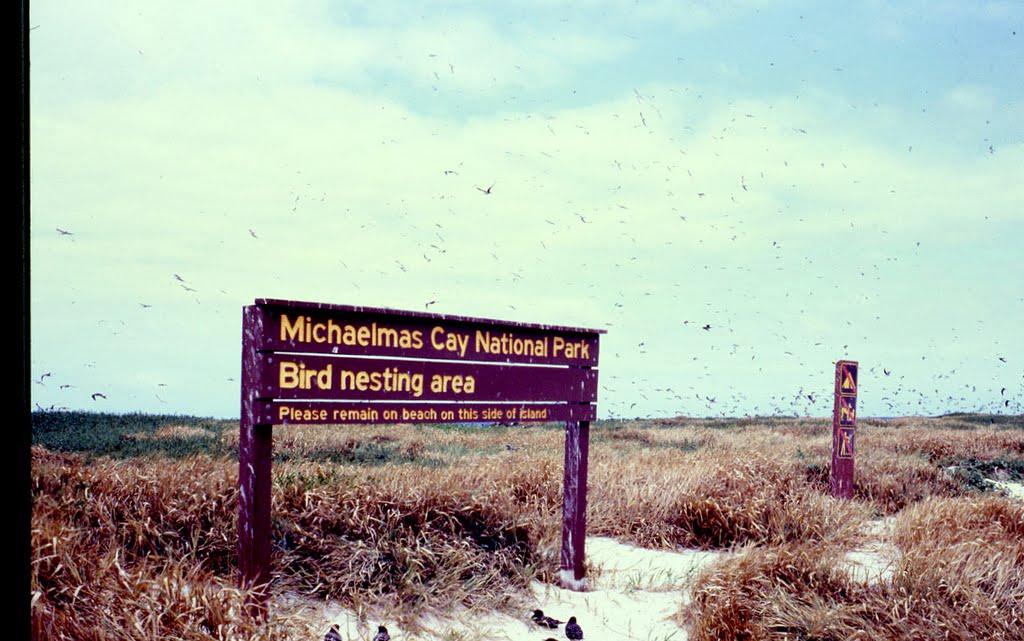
[31,413,1024,640]
[589,448,872,550]
[30,447,304,640]
[270,454,564,624]
[122,424,218,442]
[684,495,1024,641]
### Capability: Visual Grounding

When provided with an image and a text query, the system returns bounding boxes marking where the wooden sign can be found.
[831,360,858,498]
[239,299,604,593]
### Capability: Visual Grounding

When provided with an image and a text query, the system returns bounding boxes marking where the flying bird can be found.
[91,393,106,400]
[56,228,73,236]
[565,616,584,640]
[35,372,52,384]
[532,610,563,629]
[476,183,494,194]
[702,324,712,331]
[324,624,343,641]
[372,625,390,641]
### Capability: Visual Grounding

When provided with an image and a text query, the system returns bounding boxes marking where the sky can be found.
[29,1,1023,421]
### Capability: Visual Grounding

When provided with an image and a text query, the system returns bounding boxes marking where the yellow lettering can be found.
[277,405,327,422]
[521,407,548,420]
[279,361,332,390]
[280,314,304,341]
[356,371,370,389]
[280,362,299,388]
[430,327,470,357]
[429,373,475,394]
[402,407,438,421]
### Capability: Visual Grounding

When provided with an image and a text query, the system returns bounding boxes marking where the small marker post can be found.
[831,360,858,499]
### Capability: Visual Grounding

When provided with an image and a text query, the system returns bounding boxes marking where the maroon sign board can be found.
[830,360,858,498]
[239,299,604,593]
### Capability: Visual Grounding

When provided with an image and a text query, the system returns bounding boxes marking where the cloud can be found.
[944,84,995,113]
[30,2,1024,418]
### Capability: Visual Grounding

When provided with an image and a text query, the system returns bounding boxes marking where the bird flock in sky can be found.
[36,23,1021,421]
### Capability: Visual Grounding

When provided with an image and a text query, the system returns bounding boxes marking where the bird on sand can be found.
[565,616,584,640]
[373,625,390,641]
[324,624,343,641]
[532,610,563,629]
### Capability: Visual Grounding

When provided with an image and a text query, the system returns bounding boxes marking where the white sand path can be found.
[293,481,1024,641]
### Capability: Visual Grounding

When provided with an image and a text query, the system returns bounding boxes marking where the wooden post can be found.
[560,419,590,590]
[239,306,273,592]
[830,360,858,499]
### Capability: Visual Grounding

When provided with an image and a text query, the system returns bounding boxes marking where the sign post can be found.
[239,299,603,592]
[560,418,589,590]
[830,360,858,499]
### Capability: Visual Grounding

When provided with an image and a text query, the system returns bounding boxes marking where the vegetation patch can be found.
[684,496,1024,640]
[31,411,235,460]
[938,413,1024,430]
[30,412,1024,640]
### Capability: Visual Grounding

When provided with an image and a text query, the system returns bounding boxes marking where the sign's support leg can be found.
[560,419,590,590]
[239,305,273,601]
[238,421,273,590]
